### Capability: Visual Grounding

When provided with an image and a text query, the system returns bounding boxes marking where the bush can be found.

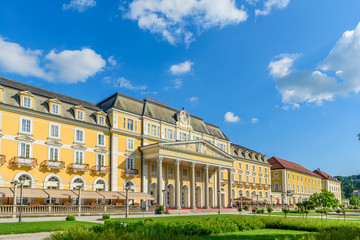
[237,207,243,213]
[256,209,264,214]
[65,215,76,221]
[244,205,249,211]
[102,214,110,220]
[267,207,273,214]
[252,207,258,213]
[158,205,165,211]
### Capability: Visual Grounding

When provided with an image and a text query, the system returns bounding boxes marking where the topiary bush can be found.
[244,205,249,211]
[102,214,110,220]
[65,215,76,221]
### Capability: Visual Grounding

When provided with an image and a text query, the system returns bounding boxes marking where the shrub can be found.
[282,209,290,218]
[102,214,110,220]
[65,215,76,221]
[252,207,258,213]
[158,205,165,211]
[244,205,249,211]
[237,207,243,214]
[336,209,341,214]
[256,209,264,214]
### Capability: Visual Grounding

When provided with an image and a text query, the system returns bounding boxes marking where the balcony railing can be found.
[124,168,139,176]
[11,157,37,168]
[232,181,239,187]
[68,163,89,172]
[221,180,228,186]
[41,160,65,170]
[0,155,6,166]
[91,166,110,174]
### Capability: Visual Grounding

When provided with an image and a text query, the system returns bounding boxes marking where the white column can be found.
[214,168,218,207]
[204,165,209,208]
[157,157,163,205]
[282,169,287,204]
[190,162,196,209]
[142,159,148,193]
[110,136,118,191]
[175,159,181,209]
[228,168,233,208]
[217,167,221,208]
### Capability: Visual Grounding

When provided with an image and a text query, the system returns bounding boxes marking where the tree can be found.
[309,189,337,208]
[349,196,360,206]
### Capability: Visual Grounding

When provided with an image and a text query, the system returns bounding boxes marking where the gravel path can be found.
[0,232,52,240]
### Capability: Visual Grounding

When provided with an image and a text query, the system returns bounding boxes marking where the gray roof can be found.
[231,143,260,155]
[99,93,229,141]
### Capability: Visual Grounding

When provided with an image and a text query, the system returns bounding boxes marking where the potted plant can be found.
[29,201,40,206]
[90,202,99,206]
[237,207,243,215]
[63,201,72,206]
[267,207,273,216]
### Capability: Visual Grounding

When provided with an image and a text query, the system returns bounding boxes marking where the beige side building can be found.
[313,169,342,202]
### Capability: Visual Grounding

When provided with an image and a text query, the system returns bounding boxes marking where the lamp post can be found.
[218,190,221,215]
[240,193,243,210]
[11,179,25,222]
[162,189,166,209]
[125,186,130,218]
[11,180,18,217]
[256,194,259,209]
[76,184,83,216]
[270,195,273,207]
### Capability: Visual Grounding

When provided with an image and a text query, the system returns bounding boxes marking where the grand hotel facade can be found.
[0,77,272,208]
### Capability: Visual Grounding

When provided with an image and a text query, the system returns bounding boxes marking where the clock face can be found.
[181,115,188,125]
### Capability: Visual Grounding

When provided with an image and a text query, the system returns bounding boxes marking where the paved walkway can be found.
[0,232,52,240]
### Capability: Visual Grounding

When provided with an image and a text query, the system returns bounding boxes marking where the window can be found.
[49,147,59,161]
[274,183,280,191]
[265,178,268,185]
[23,96,31,108]
[293,184,295,191]
[246,176,249,183]
[75,150,84,164]
[293,174,294,180]
[75,129,84,143]
[51,104,59,115]
[297,185,300,193]
[126,157,134,169]
[20,118,32,134]
[127,138,134,151]
[168,165,174,176]
[182,133,187,141]
[288,183,291,190]
[76,110,84,121]
[253,176,256,184]
[168,129,173,139]
[265,168,268,174]
[252,165,255,172]
[196,170,201,178]
[297,175,299,180]
[259,166,262,174]
[246,164,249,171]
[151,125,157,135]
[97,154,105,166]
[238,163,242,170]
[274,172,279,179]
[127,119,134,130]
[97,133,105,146]
[151,164,157,174]
[49,124,60,139]
[98,116,105,125]
[288,173,290,179]
[182,168,188,177]
[20,143,31,158]
[259,178,262,185]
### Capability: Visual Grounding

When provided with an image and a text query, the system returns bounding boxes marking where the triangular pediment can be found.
[159,140,234,160]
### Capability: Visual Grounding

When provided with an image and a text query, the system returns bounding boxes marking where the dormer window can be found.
[47,99,62,115]
[51,103,59,115]
[98,116,105,125]
[23,96,31,108]
[95,111,107,126]
[77,110,83,120]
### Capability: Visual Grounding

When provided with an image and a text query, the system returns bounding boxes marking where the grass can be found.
[200,229,314,240]
[0,221,96,235]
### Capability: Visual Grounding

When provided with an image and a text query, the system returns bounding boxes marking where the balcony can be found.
[0,155,6,166]
[68,163,89,172]
[221,180,228,186]
[124,168,139,176]
[232,181,239,187]
[41,160,65,170]
[11,157,37,168]
[245,182,250,188]
[91,166,110,174]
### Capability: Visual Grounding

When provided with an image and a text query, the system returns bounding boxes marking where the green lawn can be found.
[0,221,97,235]
[200,229,314,240]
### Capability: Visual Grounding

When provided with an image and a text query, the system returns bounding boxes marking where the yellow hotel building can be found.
[268,157,322,205]
[0,76,271,208]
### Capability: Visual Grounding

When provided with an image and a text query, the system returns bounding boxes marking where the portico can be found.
[140,140,235,209]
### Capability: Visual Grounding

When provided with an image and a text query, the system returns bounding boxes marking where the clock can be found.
[180,114,188,125]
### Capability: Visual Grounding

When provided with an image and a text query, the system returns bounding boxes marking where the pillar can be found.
[175,159,181,209]
[204,165,209,208]
[228,168,233,208]
[217,167,221,208]
[190,162,196,209]
[157,157,163,205]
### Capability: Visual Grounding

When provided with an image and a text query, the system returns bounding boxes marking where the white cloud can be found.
[0,37,106,84]
[251,117,259,124]
[45,48,106,83]
[269,22,360,108]
[107,56,117,66]
[165,78,183,90]
[124,0,247,45]
[255,0,290,16]
[224,112,240,123]
[169,61,193,75]
[63,0,96,12]
[118,77,147,90]
[0,36,46,78]
[189,96,199,103]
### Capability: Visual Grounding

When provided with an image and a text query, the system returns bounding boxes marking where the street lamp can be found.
[240,193,243,210]
[125,186,130,218]
[256,194,259,209]
[76,184,83,216]
[270,195,273,207]
[218,190,221,215]
[11,179,25,222]
[162,189,166,209]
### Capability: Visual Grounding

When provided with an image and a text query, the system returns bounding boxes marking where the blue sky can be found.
[1,0,360,176]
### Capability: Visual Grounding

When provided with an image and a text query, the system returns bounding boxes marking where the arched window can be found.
[246,190,250,197]
[259,191,263,198]
[18,174,32,188]
[125,180,135,192]
[72,178,84,190]
[47,176,60,189]
[265,192,268,198]
[94,179,106,191]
